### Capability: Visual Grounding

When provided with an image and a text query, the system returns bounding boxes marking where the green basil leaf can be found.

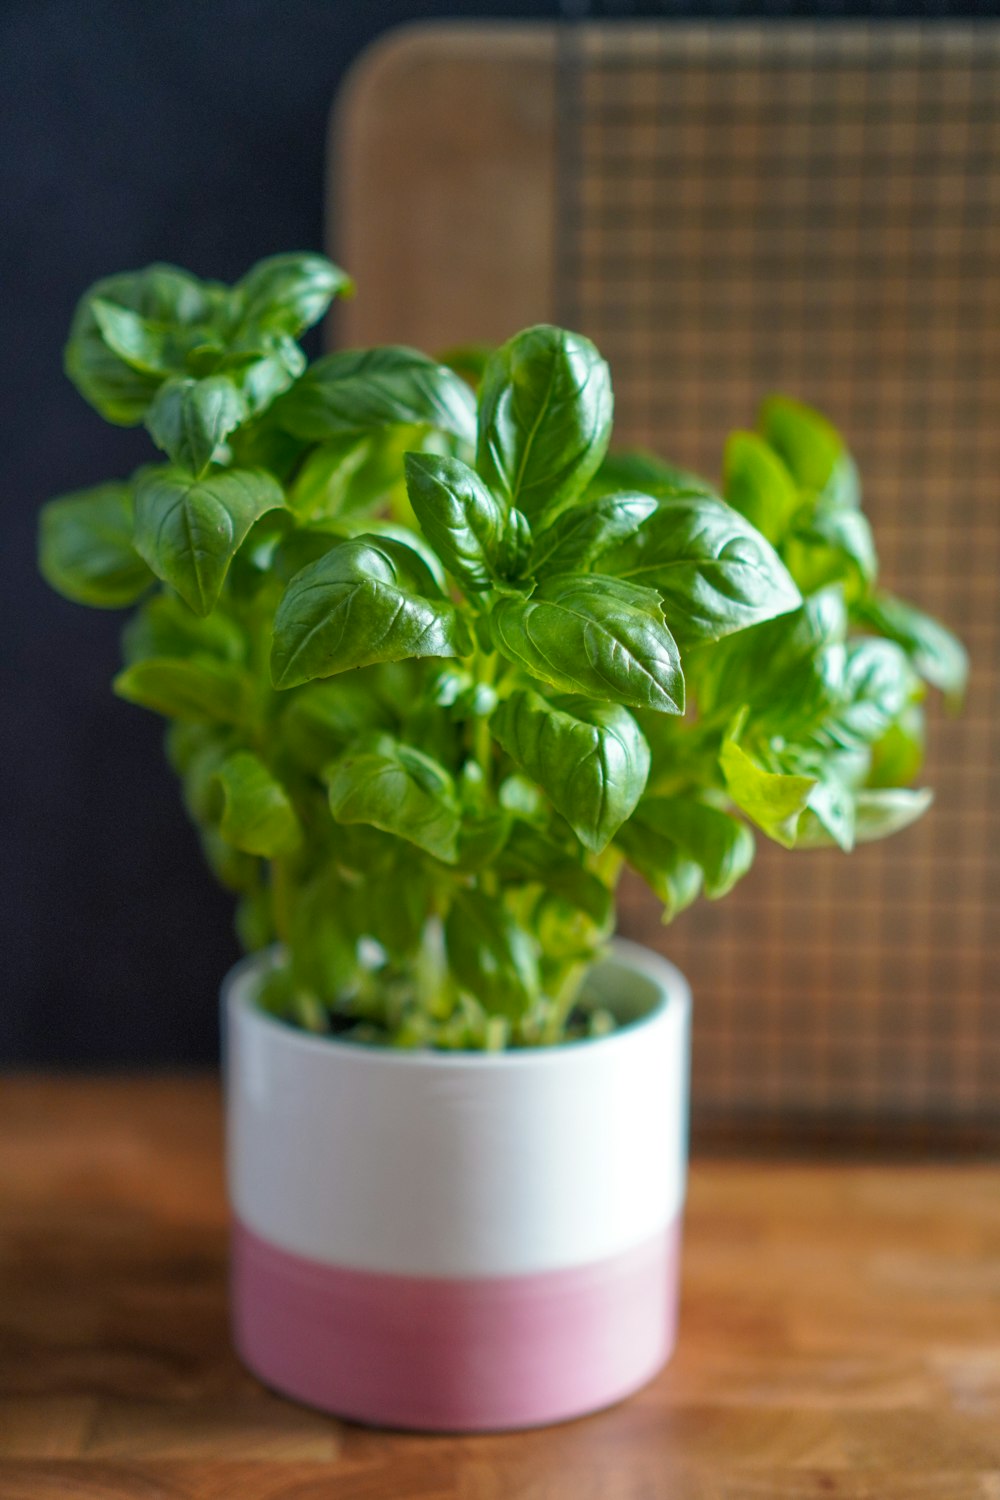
[445,889,540,1018]
[812,639,916,752]
[403,453,506,593]
[853,590,968,706]
[804,776,856,851]
[492,689,650,853]
[784,501,878,599]
[599,492,801,646]
[271,534,470,690]
[286,435,374,519]
[272,347,476,445]
[723,430,801,544]
[238,336,307,416]
[853,787,933,842]
[65,265,219,424]
[145,376,248,476]
[530,492,657,576]
[633,796,754,898]
[38,482,153,608]
[234,253,352,337]
[112,656,253,725]
[587,449,713,500]
[759,395,860,508]
[121,591,246,666]
[490,574,684,714]
[796,787,933,848]
[133,466,285,616]
[719,727,817,848]
[211,750,302,857]
[476,325,613,522]
[325,735,461,863]
[694,588,847,735]
[90,298,180,376]
[614,820,703,922]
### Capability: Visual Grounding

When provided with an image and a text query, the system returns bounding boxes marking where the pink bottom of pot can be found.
[231,1219,681,1431]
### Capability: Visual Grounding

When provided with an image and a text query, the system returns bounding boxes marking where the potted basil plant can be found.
[39,253,966,1431]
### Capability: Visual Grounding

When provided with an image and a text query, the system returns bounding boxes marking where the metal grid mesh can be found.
[556,22,1000,1138]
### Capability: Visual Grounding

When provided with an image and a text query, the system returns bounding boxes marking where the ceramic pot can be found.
[224,937,690,1431]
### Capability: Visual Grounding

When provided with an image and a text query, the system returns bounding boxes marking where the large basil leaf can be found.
[112,656,253,725]
[614,820,703,921]
[403,453,505,593]
[145,376,248,477]
[234,253,352,338]
[492,689,651,853]
[599,492,801,646]
[759,395,860,508]
[38,482,153,608]
[490,574,684,714]
[271,346,476,445]
[633,796,754,898]
[854,590,968,706]
[271,534,470,690]
[133,467,284,615]
[445,889,540,1018]
[476,325,613,522]
[64,265,219,423]
[530,492,657,577]
[211,750,302,857]
[719,729,816,848]
[325,735,461,863]
[723,430,801,544]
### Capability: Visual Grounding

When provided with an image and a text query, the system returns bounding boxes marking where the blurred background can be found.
[3,0,997,1148]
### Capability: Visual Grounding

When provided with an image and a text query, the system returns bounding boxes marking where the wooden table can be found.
[2,1079,999,1498]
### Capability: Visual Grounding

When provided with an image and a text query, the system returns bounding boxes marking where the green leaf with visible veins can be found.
[489,574,684,714]
[403,453,506,593]
[38,482,153,608]
[476,325,613,522]
[234,253,353,338]
[530,492,657,577]
[145,376,248,477]
[599,492,801,646]
[211,750,302,856]
[492,689,651,853]
[271,534,470,690]
[133,467,284,615]
[325,735,462,863]
[271,346,476,445]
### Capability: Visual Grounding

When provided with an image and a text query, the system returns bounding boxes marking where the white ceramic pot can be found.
[224,937,691,1431]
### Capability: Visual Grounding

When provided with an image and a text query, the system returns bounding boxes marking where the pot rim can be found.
[223,936,690,1073]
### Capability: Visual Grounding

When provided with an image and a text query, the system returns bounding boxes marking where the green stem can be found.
[270,856,293,946]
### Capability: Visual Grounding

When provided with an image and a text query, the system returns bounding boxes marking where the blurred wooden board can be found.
[330,22,1000,1140]
[3,1077,1000,1495]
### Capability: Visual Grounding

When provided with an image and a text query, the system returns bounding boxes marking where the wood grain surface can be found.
[1,1078,999,1497]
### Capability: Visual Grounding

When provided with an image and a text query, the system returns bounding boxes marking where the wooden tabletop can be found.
[1,1079,999,1498]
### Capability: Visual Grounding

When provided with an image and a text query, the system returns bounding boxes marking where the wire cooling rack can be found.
[554,19,1000,1142]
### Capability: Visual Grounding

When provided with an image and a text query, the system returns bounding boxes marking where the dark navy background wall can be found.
[1,0,987,1064]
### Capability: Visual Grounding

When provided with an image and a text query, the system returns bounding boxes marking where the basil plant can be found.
[39,253,966,1049]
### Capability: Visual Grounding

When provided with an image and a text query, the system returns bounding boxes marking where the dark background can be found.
[3,0,991,1066]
